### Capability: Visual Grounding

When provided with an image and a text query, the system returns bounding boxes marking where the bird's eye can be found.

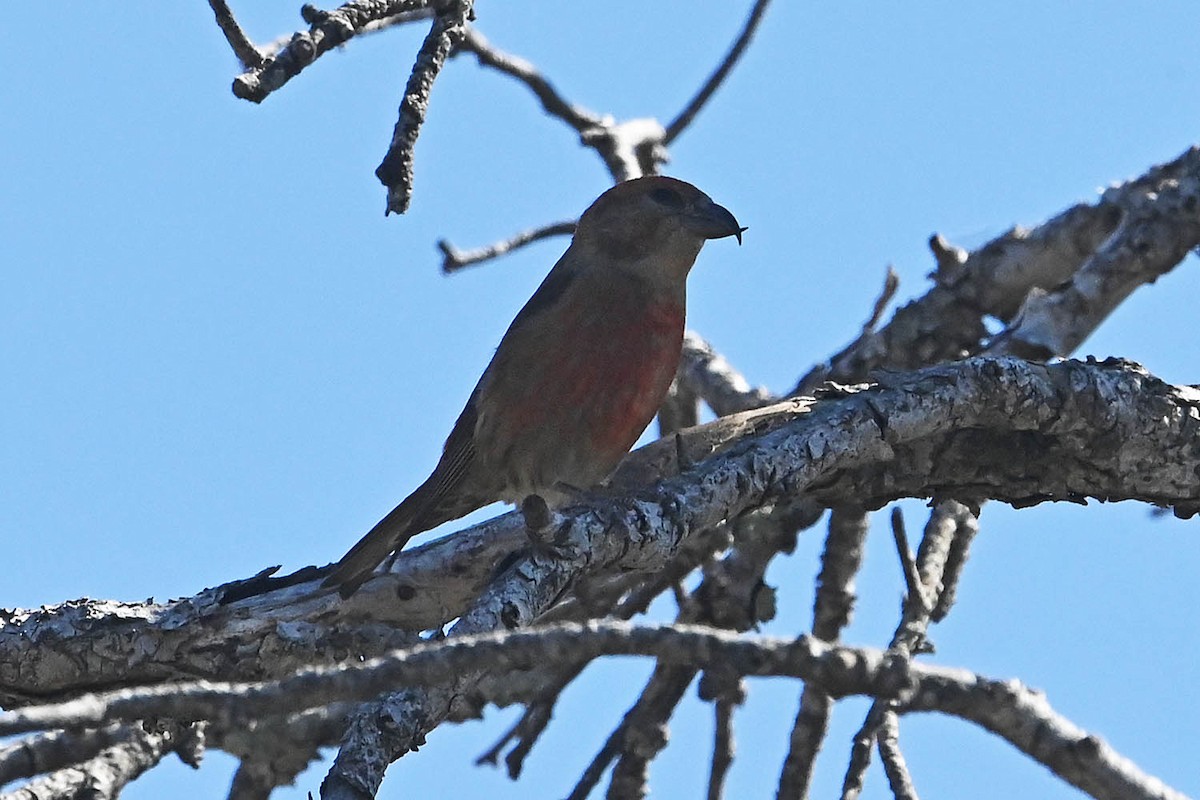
[649,186,685,209]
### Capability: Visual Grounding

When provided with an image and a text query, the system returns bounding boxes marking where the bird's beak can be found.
[685,198,746,245]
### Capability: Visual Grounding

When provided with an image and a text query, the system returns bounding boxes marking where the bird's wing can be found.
[504,246,581,330]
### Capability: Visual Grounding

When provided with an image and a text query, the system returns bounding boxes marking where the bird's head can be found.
[572,176,744,285]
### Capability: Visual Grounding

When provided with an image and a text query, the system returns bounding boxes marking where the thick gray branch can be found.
[797,145,1200,393]
[5,358,1198,702]
[995,147,1200,358]
[325,357,1200,785]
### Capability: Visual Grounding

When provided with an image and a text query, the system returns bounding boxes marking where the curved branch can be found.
[438,220,576,273]
[907,669,1189,800]
[793,146,1200,394]
[664,0,772,143]
[454,28,603,131]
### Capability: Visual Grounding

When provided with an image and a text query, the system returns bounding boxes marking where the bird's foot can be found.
[520,494,572,558]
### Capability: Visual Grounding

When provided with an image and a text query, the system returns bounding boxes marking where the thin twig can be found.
[664,0,772,143]
[707,698,736,800]
[877,713,920,800]
[475,665,584,778]
[455,28,603,131]
[931,502,979,621]
[890,509,927,615]
[840,504,961,798]
[500,695,564,779]
[777,508,869,799]
[439,220,576,273]
[840,702,885,800]
[452,26,661,181]
[865,266,902,331]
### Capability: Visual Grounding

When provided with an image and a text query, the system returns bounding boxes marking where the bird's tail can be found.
[322,489,428,599]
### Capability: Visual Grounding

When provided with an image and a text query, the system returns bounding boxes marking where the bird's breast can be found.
[558,299,684,454]
[477,283,685,497]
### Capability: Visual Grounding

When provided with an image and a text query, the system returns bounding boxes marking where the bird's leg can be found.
[520,494,572,557]
[673,431,696,473]
[520,482,629,558]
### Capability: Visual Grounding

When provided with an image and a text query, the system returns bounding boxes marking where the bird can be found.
[324,176,743,598]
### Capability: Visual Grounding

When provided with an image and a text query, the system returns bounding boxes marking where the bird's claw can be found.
[521,494,572,558]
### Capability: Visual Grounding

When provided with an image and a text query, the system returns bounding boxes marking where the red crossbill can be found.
[324,176,743,597]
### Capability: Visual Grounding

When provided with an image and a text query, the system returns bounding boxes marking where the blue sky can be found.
[3,3,1199,799]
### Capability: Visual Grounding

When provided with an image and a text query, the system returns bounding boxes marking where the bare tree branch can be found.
[790,147,1200,395]
[230,1,434,102]
[841,505,961,799]
[905,669,1190,800]
[454,27,603,131]
[664,0,772,143]
[0,723,142,787]
[677,331,776,416]
[376,1,475,214]
[877,713,919,800]
[0,722,198,800]
[439,221,576,273]
[777,508,869,798]
[992,147,1200,358]
[1,622,1185,800]
[0,623,904,738]
[207,0,264,69]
